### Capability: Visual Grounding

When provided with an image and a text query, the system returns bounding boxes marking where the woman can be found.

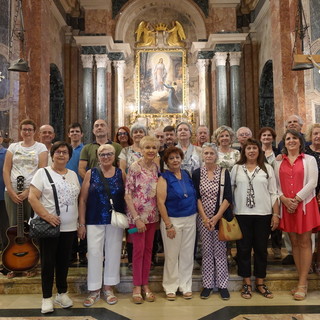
[305,124,320,274]
[125,136,160,304]
[258,127,282,260]
[231,138,279,300]
[28,142,80,314]
[3,119,47,278]
[157,146,197,301]
[176,122,202,175]
[78,144,125,307]
[192,143,232,300]
[119,123,147,173]
[214,125,240,171]
[274,129,320,300]
[114,126,133,148]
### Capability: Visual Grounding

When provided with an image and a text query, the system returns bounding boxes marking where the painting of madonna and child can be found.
[136,49,186,114]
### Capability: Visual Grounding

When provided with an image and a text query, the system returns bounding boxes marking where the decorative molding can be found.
[249,0,270,32]
[229,51,242,66]
[82,46,107,54]
[207,33,248,47]
[95,55,109,68]
[209,0,241,8]
[214,52,228,66]
[80,54,94,68]
[49,0,67,28]
[79,0,111,10]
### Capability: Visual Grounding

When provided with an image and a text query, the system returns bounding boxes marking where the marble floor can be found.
[1,290,320,320]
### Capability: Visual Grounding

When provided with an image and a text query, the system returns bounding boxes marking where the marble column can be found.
[214,52,229,127]
[113,60,126,127]
[229,52,242,131]
[196,59,210,126]
[95,54,109,121]
[81,54,94,143]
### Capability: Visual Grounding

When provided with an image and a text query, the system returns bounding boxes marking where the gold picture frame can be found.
[135,48,187,114]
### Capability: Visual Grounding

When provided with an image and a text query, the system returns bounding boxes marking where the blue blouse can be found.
[161,170,197,218]
[86,167,125,225]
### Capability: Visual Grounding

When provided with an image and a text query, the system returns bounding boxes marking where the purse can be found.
[97,167,129,229]
[218,167,243,241]
[29,168,60,238]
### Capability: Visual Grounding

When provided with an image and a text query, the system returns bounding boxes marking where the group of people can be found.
[1,114,320,313]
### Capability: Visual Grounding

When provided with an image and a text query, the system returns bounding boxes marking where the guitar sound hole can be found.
[16,237,26,245]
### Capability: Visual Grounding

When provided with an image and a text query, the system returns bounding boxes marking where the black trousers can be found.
[0,200,9,251]
[39,231,76,298]
[236,215,271,279]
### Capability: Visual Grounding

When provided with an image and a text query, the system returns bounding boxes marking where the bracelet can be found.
[133,215,141,222]
[165,224,174,230]
[78,224,85,227]
[272,214,280,218]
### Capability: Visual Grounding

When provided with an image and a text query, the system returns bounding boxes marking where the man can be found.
[79,119,122,179]
[39,125,55,165]
[163,125,177,148]
[236,126,252,152]
[66,123,84,183]
[195,125,209,147]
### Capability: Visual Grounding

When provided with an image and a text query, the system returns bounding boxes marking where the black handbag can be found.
[29,168,61,238]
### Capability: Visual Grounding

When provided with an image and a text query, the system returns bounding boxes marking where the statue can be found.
[166,21,186,47]
[135,21,156,47]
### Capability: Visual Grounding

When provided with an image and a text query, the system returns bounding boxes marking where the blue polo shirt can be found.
[0,146,7,200]
[66,143,84,184]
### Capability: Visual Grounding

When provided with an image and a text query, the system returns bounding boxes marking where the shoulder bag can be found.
[218,167,243,241]
[29,168,60,238]
[97,167,129,229]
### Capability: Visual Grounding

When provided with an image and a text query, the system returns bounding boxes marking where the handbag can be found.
[29,168,60,238]
[218,168,243,241]
[97,167,129,229]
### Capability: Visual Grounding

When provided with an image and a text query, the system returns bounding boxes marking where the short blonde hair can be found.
[97,144,115,155]
[139,136,160,150]
[214,126,235,145]
[305,123,320,142]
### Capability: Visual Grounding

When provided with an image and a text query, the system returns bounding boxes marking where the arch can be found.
[50,64,65,140]
[114,0,207,42]
[259,60,275,129]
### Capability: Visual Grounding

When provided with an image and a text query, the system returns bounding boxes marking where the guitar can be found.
[2,176,40,272]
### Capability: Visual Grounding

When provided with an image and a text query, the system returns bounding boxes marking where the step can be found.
[1,263,319,295]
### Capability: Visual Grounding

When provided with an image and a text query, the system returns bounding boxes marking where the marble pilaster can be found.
[81,54,94,143]
[214,52,229,127]
[95,54,109,121]
[196,59,210,127]
[229,52,241,131]
[113,60,126,127]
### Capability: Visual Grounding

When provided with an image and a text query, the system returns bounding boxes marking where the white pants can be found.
[161,214,196,294]
[87,224,123,291]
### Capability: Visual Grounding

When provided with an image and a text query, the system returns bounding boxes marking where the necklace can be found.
[175,172,188,198]
[51,166,67,180]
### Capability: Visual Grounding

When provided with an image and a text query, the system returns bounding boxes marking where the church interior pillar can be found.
[95,54,109,121]
[196,59,210,126]
[113,60,126,127]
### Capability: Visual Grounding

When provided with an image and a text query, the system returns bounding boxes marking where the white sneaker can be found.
[54,292,73,308]
[41,297,54,314]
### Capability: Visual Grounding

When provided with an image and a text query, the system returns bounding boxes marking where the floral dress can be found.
[217,148,240,171]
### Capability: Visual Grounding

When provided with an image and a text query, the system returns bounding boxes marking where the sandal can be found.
[142,290,155,302]
[293,285,307,301]
[255,284,273,299]
[83,290,100,307]
[132,293,143,304]
[24,269,37,278]
[241,284,252,299]
[183,292,193,299]
[103,290,118,305]
[7,271,16,279]
[166,292,176,301]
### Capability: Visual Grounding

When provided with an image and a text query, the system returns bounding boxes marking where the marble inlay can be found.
[0,54,9,99]
[215,43,241,52]
[112,0,129,18]
[314,49,320,92]
[82,46,107,55]
[198,51,214,59]
[193,0,209,17]
[314,104,320,123]
[310,0,320,42]
[108,52,125,60]
[0,0,9,45]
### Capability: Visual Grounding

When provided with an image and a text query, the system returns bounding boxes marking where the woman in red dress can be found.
[274,129,320,300]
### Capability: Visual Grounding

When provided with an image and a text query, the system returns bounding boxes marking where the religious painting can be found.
[135,49,186,114]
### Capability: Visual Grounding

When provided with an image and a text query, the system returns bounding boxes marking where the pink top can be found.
[125,159,159,224]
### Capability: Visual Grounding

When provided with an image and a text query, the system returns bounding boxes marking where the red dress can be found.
[279,154,320,234]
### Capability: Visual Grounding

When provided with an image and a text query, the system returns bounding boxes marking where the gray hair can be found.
[202,142,218,162]
[176,122,192,135]
[130,123,148,136]
[285,114,304,127]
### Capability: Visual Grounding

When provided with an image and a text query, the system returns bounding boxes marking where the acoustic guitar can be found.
[2,176,40,272]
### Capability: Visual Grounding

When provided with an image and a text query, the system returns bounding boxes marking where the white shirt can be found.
[30,167,80,232]
[231,163,278,216]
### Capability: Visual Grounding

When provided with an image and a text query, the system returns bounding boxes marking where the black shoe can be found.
[79,254,88,265]
[200,288,212,299]
[219,288,230,300]
[282,254,294,265]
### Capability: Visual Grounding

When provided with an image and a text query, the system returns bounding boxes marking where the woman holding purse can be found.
[192,143,232,300]
[231,138,279,299]
[78,144,125,307]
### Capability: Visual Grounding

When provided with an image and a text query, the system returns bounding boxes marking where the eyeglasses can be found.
[21,128,34,132]
[99,152,114,158]
[117,132,128,136]
[54,150,69,155]
[238,133,251,137]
